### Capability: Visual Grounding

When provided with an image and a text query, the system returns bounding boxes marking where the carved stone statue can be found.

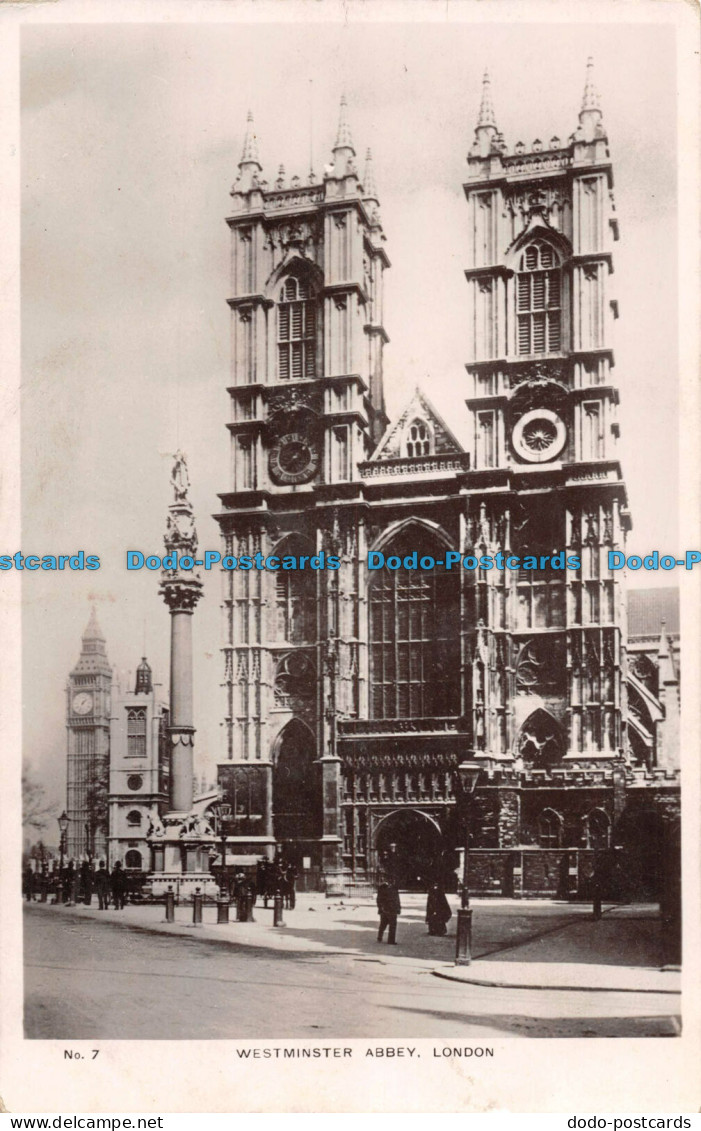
[171,451,191,503]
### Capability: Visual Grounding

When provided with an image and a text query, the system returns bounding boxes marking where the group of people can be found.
[23,859,131,910]
[255,857,298,909]
[376,879,453,945]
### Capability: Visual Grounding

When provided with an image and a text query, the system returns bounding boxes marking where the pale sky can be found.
[20,19,678,811]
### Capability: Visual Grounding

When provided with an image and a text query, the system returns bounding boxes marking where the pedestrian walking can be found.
[425,882,452,936]
[376,881,401,944]
[95,861,110,909]
[110,860,126,910]
[283,862,298,910]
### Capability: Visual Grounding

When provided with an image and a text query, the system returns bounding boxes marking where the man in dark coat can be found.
[95,861,110,909]
[283,863,298,910]
[376,881,401,944]
[425,882,452,936]
[110,861,126,910]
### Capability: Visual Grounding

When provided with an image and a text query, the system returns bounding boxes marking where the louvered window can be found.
[516,241,562,355]
[278,276,316,380]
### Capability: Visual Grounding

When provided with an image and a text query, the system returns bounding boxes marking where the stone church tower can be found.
[214,99,389,883]
[215,69,679,897]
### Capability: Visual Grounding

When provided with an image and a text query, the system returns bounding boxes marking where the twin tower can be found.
[211,65,670,896]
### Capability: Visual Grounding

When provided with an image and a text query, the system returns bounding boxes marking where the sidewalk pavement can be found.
[27,892,680,996]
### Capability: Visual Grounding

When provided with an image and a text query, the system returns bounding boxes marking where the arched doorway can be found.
[374,809,444,891]
[615,808,663,901]
[272,720,320,846]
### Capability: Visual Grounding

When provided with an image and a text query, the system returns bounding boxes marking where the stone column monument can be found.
[148,452,217,898]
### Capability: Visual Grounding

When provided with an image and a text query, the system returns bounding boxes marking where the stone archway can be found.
[272,719,320,844]
[373,809,444,891]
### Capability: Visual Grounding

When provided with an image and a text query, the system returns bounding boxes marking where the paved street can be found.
[24,901,680,1040]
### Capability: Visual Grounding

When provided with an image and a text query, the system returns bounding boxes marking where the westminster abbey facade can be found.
[214,68,680,898]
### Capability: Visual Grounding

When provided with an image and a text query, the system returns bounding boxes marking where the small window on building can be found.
[124,849,142,870]
[537,809,563,848]
[583,808,610,850]
[126,810,142,827]
[405,419,432,458]
[126,708,147,758]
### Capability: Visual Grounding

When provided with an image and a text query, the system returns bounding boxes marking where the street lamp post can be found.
[216,803,232,897]
[57,811,69,903]
[454,759,481,966]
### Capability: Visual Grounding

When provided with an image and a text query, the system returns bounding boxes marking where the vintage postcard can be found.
[0,0,699,1115]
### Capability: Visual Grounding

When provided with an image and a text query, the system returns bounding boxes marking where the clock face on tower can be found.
[72,691,93,716]
[269,432,320,485]
[512,408,567,464]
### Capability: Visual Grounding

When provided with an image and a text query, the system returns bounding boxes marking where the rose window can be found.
[512,408,567,464]
[522,418,558,452]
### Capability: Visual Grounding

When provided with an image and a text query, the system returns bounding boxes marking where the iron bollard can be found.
[454,907,473,966]
[273,888,285,927]
[164,887,175,923]
[216,896,230,924]
[192,887,203,926]
[592,893,602,920]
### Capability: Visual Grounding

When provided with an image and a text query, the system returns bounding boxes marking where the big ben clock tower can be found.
[66,607,112,860]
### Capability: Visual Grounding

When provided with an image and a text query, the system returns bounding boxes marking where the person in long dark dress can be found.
[425,882,452,936]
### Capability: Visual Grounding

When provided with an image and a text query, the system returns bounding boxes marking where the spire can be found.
[333,94,355,157]
[83,605,105,642]
[472,70,499,158]
[363,148,379,203]
[233,110,263,195]
[578,57,604,142]
[580,57,601,115]
[477,70,497,131]
[239,110,261,170]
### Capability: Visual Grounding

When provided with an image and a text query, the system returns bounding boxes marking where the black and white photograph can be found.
[2,0,699,1116]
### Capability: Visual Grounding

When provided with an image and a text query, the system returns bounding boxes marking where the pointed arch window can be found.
[272,537,316,643]
[126,708,147,758]
[516,241,562,355]
[369,529,459,719]
[278,276,317,380]
[537,808,563,848]
[405,419,432,458]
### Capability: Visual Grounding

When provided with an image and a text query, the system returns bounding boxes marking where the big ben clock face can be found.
[269,432,320,485]
[72,691,93,716]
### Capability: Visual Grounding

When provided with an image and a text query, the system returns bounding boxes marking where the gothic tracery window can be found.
[369,530,459,719]
[537,808,563,848]
[405,419,432,458]
[516,241,562,355]
[273,537,316,643]
[126,708,147,758]
[278,275,317,380]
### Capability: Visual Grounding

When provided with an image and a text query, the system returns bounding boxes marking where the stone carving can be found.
[146,812,166,839]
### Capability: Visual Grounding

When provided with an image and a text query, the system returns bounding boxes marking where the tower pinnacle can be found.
[578,57,604,142]
[333,94,355,157]
[363,148,379,203]
[472,70,500,157]
[477,70,497,131]
[239,110,261,169]
[83,605,105,642]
